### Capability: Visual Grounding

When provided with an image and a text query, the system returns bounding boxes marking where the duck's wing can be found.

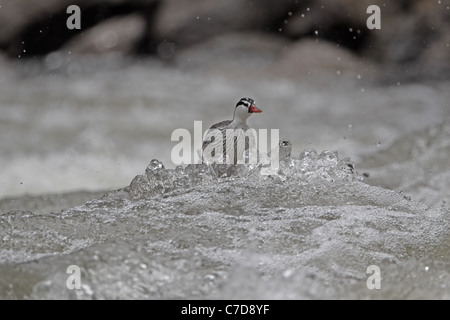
[202,120,232,150]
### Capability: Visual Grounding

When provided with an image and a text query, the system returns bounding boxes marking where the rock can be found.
[361,0,450,80]
[284,0,450,80]
[285,0,373,35]
[419,33,450,79]
[0,0,70,46]
[283,0,385,52]
[62,14,147,55]
[361,1,430,64]
[0,0,158,57]
[0,0,448,80]
[152,0,294,47]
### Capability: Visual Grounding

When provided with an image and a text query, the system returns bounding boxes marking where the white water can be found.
[0,56,449,299]
[1,56,449,200]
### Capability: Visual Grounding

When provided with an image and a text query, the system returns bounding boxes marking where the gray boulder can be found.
[152,0,294,46]
[62,14,147,56]
[0,0,158,57]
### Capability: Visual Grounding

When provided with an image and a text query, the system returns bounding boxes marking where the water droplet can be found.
[336,70,341,75]
[299,149,318,160]
[283,269,294,278]
[288,11,292,16]
[205,274,215,281]
[314,30,319,36]
[425,266,429,271]
[147,159,165,172]
[175,166,185,175]
[196,16,200,19]
[348,124,353,130]
[301,13,305,18]
[349,28,353,32]
[357,74,361,79]
[128,174,152,198]
[319,150,338,162]
[306,7,310,11]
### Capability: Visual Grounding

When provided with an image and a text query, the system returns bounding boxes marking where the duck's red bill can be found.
[249,105,262,113]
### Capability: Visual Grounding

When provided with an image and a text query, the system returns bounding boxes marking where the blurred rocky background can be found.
[0,0,449,81]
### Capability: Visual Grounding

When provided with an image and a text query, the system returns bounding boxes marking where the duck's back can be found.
[202,120,232,150]
[209,120,232,130]
[202,120,255,164]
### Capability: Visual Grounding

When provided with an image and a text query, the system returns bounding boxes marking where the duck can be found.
[202,97,262,164]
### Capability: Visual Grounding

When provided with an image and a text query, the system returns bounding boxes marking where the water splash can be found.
[128,140,362,199]
[0,136,447,299]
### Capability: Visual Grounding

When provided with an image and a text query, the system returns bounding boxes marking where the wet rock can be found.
[0,0,69,46]
[357,0,450,80]
[284,0,372,35]
[363,0,449,63]
[282,0,383,53]
[152,0,294,47]
[0,0,448,79]
[284,0,450,80]
[1,0,158,57]
[62,14,147,55]
[418,32,450,79]
[392,0,450,80]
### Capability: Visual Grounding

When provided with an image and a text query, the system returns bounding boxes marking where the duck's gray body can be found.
[202,98,262,164]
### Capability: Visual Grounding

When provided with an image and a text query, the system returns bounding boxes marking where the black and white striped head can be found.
[233,97,262,123]
[235,97,262,114]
